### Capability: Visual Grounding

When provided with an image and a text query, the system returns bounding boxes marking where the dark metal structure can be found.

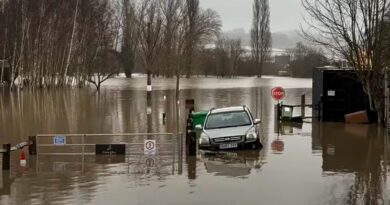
[312,66,369,121]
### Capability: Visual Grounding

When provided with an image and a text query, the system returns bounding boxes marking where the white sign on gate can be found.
[53,136,66,146]
[144,140,156,155]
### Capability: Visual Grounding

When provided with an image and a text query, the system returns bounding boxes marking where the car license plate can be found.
[219,143,238,149]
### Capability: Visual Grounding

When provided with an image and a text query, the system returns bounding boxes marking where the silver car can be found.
[197,106,262,150]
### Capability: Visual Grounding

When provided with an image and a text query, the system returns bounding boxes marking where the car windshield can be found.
[205,111,251,129]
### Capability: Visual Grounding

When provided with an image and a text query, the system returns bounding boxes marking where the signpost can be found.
[272,87,285,136]
[271,87,285,101]
[144,140,156,155]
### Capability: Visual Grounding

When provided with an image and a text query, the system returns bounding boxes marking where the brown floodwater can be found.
[0,76,389,205]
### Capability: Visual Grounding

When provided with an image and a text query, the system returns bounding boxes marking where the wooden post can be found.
[162,113,166,125]
[186,132,197,156]
[28,136,37,155]
[274,104,280,134]
[186,108,193,146]
[0,170,10,195]
[2,144,10,170]
[301,95,306,118]
[186,155,197,180]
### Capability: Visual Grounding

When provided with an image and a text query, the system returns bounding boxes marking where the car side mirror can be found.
[254,119,261,124]
[195,124,203,129]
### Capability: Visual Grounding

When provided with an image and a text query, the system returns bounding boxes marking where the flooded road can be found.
[0,76,389,205]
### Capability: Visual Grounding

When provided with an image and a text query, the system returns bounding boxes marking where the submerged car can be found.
[197,106,262,150]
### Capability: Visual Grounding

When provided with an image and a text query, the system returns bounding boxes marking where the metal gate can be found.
[32,133,183,175]
[35,133,177,155]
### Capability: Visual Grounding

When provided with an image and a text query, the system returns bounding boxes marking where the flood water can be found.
[0,76,389,205]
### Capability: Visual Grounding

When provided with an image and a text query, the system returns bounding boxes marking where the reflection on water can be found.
[312,122,389,205]
[0,77,389,205]
[199,149,266,178]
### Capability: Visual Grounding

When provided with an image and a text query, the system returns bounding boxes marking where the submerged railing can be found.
[1,133,182,171]
[32,133,177,156]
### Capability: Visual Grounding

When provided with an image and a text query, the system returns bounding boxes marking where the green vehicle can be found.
[190,111,208,130]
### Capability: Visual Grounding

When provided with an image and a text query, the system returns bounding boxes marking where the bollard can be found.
[301,95,306,118]
[28,136,37,155]
[2,144,10,170]
[186,116,193,145]
[186,132,197,156]
[186,155,197,180]
[162,113,166,125]
[186,117,192,130]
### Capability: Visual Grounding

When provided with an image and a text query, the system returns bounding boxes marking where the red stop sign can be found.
[271,87,285,101]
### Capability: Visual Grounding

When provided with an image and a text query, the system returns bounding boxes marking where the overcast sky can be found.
[199,0,304,33]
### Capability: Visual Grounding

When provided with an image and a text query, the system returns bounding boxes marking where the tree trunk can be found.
[147,70,152,87]
[1,25,7,85]
[176,74,180,103]
[63,0,79,83]
[1,48,5,84]
[258,63,263,78]
[96,83,101,92]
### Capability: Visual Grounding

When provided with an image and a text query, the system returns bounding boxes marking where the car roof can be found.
[210,106,246,114]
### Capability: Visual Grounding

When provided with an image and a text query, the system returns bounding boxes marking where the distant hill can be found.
[221,29,306,49]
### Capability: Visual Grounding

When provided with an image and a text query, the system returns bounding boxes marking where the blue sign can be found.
[53,136,66,146]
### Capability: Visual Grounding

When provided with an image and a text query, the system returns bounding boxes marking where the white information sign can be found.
[327,90,336,97]
[144,140,156,155]
[53,136,66,146]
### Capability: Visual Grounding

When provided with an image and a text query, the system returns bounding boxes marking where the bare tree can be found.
[302,0,390,123]
[136,0,163,89]
[184,0,221,78]
[214,37,243,78]
[0,0,221,90]
[230,38,243,77]
[158,0,220,98]
[160,0,183,78]
[121,0,137,78]
[287,42,327,78]
[0,0,121,90]
[184,0,199,78]
[0,0,7,84]
[63,0,79,85]
[215,36,230,77]
[87,49,121,91]
[251,0,271,78]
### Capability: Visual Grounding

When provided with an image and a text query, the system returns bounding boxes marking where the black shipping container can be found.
[312,67,369,121]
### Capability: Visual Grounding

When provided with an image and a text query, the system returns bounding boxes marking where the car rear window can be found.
[205,111,251,129]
